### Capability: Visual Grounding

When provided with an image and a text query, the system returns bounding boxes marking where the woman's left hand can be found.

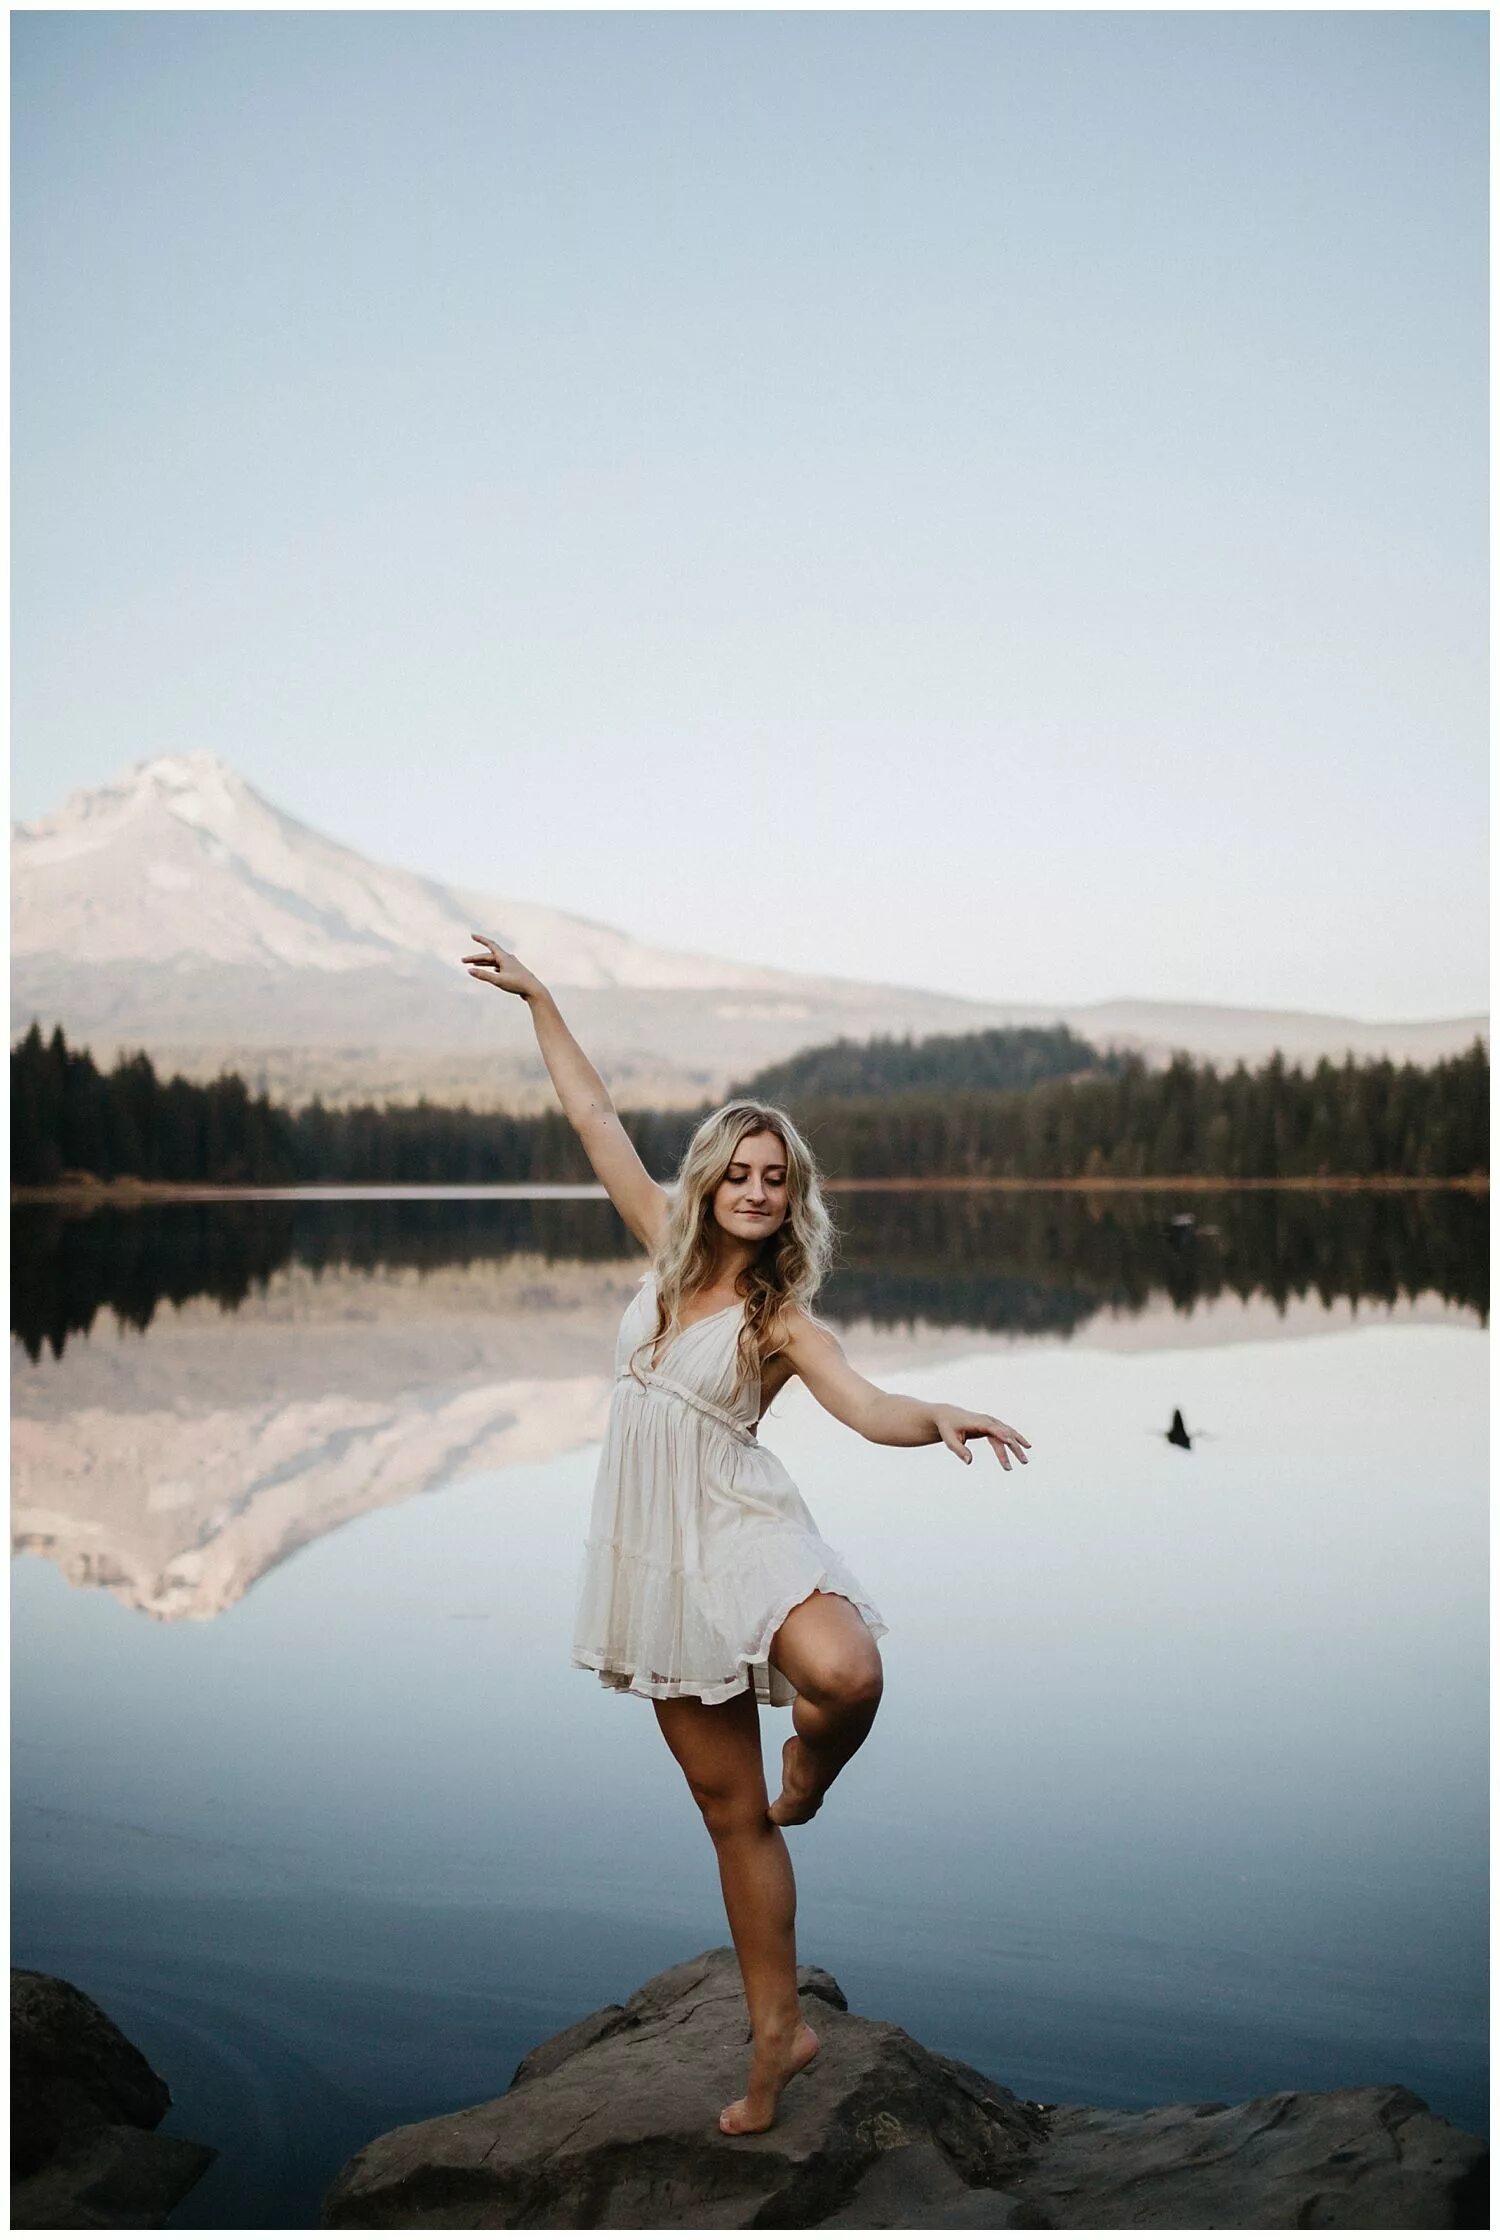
[931,1406,1031,1471]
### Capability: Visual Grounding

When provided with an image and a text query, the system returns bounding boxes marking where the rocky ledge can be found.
[322,1945,1488,2229]
[11,1969,216,2229]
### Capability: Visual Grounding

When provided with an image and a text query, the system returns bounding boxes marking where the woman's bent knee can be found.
[809,1650,883,1712]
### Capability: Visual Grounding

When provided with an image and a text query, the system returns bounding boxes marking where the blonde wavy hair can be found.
[627,1101,836,1399]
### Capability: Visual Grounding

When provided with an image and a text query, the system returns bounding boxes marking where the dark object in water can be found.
[1165,1212,1222,1244]
[1167,1408,1192,1450]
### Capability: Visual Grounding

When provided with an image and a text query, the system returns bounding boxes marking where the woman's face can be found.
[711,1129,789,1245]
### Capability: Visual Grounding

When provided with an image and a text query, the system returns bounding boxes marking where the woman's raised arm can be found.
[463,934,668,1253]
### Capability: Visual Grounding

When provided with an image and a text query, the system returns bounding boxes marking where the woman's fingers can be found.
[985,1423,1029,1469]
[984,1417,1029,1460]
[465,932,509,966]
[940,1412,1031,1468]
[965,1414,1031,1470]
[463,932,534,997]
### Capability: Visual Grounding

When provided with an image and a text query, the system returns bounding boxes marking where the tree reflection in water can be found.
[11,1186,1486,1364]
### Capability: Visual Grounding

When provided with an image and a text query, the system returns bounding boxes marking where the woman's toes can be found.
[719,2097,766,2135]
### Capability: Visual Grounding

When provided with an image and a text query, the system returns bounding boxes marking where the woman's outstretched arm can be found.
[463,933,668,1253]
[779,1307,1031,1472]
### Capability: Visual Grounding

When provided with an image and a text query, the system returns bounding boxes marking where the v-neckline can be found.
[647,1287,743,1374]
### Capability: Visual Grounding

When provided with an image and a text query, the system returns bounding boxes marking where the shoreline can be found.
[825,1173,1490,1193]
[11,1172,1489,1204]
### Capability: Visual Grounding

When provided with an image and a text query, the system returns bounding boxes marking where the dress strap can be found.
[622,1368,760,1445]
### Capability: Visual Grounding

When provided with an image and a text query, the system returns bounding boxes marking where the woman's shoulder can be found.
[773,1296,839,1351]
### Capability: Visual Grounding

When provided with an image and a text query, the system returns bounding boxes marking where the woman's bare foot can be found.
[718,2019,821,2135]
[767,1735,825,1826]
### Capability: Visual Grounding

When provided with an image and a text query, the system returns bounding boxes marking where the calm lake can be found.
[10,1186,1489,2228]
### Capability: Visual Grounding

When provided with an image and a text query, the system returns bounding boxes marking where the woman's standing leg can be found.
[654,1688,821,2133]
[765,1589,884,1826]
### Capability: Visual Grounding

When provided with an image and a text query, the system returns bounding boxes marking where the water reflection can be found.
[11,1185,1486,1362]
[11,1190,1487,2217]
[823,1185,1486,1332]
[10,1191,1483,1630]
[11,1254,635,1622]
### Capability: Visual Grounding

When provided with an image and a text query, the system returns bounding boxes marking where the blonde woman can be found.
[465,935,1030,2137]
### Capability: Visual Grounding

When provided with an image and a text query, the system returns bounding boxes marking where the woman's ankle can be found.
[750,2001,804,2046]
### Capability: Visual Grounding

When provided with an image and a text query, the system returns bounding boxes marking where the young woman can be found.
[464,934,1030,2136]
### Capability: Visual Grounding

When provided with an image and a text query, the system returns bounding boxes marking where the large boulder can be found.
[11,1969,216,2229]
[992,2085,1489,2231]
[322,1946,1488,2228]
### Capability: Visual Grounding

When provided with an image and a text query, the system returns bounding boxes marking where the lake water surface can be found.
[10,1187,1488,2227]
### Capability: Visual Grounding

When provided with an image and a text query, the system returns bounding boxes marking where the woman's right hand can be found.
[462,933,548,1004]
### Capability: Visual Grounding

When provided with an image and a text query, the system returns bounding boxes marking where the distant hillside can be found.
[732,1023,1116,1102]
[14,754,1487,1107]
[13,1023,1489,1190]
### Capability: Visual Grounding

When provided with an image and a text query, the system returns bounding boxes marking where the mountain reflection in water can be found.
[9,1189,1483,1628]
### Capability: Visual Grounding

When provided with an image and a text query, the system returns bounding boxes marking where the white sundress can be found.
[571,1272,888,1707]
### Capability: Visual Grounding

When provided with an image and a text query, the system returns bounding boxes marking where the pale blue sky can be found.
[12,11,1488,1019]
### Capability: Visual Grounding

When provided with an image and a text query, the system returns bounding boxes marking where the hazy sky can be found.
[12,11,1487,1021]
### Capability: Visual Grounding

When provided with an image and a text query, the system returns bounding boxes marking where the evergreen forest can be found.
[731,1023,1117,1100]
[11,1020,1489,1188]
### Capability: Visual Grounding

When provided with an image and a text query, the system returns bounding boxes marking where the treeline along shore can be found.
[11,1020,1489,1191]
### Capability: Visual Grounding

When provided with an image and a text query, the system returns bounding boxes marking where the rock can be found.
[504,1960,851,2095]
[1018,2086,1489,2230]
[322,1947,1489,2230]
[324,1947,1044,2227]
[11,1969,216,2228]
[11,1967,172,2173]
[10,2124,219,2232]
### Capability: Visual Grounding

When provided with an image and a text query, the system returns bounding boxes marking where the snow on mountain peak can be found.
[18,752,260,849]
[12,755,788,992]
[134,751,237,788]
[128,754,265,840]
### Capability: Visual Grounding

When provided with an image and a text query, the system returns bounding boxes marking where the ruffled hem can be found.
[573,1552,889,1709]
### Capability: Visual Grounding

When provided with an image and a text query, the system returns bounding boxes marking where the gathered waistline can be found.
[620,1368,760,1445]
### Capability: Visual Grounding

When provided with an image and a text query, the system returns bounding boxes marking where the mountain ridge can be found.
[13,755,1486,1108]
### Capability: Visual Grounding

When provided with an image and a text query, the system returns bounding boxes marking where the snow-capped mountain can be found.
[11,755,1486,1108]
[11,753,788,989]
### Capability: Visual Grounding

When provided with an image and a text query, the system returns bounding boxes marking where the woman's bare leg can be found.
[654,1687,821,2134]
[766,1589,884,1826]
